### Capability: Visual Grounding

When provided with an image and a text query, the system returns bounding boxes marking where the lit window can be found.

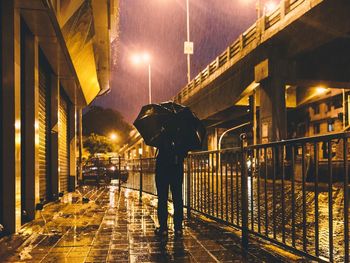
[327,119,335,132]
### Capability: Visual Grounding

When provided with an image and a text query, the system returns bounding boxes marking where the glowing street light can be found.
[110,133,118,141]
[264,1,278,14]
[242,0,278,18]
[315,86,328,95]
[131,52,152,104]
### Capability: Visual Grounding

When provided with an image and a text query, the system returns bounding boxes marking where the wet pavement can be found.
[125,168,349,262]
[0,182,306,262]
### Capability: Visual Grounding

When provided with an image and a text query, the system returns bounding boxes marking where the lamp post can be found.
[184,0,193,83]
[131,52,152,104]
[256,0,262,19]
[148,63,151,104]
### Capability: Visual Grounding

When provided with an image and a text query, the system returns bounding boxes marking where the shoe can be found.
[154,227,168,237]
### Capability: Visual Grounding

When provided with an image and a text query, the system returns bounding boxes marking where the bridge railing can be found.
[173,0,309,104]
[121,131,350,262]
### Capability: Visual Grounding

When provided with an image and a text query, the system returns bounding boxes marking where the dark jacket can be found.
[156,131,188,167]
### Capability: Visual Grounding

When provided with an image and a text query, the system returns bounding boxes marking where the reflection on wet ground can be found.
[0,183,303,262]
[125,170,349,262]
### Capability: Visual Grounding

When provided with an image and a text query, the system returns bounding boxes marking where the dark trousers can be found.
[155,162,184,231]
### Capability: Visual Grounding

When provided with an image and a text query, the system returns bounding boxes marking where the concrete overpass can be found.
[173,0,350,145]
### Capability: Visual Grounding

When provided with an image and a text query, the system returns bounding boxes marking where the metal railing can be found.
[243,132,349,263]
[120,157,157,197]
[120,131,350,262]
[173,0,312,104]
[119,157,189,205]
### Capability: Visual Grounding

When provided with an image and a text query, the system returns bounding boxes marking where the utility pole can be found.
[184,0,193,83]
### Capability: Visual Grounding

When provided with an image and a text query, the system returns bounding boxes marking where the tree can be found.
[83,106,132,145]
[83,133,116,156]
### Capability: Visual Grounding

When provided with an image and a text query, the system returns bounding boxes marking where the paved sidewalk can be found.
[0,184,305,262]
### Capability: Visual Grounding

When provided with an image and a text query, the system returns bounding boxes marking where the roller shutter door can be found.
[59,95,69,193]
[38,64,49,201]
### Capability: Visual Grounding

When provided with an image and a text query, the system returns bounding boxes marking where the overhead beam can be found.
[58,0,84,27]
[288,79,350,89]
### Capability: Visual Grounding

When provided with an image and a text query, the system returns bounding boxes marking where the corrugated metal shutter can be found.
[38,65,49,201]
[59,96,69,193]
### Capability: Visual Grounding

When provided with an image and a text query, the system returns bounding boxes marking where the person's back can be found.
[156,130,187,167]
[155,132,187,237]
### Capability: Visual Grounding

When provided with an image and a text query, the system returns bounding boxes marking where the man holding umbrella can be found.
[154,128,188,237]
[134,101,205,238]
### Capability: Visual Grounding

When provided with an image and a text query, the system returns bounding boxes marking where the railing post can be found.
[240,133,249,250]
[139,156,143,202]
[118,156,121,191]
[280,0,286,20]
[344,134,349,263]
[187,156,191,219]
[239,34,244,50]
[227,46,231,60]
[216,57,220,69]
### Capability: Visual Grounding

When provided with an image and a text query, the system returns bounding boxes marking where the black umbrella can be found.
[159,101,186,114]
[160,101,206,151]
[174,107,206,151]
[133,104,173,147]
[134,102,206,151]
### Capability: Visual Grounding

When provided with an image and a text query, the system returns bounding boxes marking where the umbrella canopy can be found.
[133,104,173,147]
[160,101,206,151]
[159,101,186,114]
[134,101,206,151]
[173,106,206,151]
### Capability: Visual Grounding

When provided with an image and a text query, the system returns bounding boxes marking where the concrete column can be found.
[23,26,40,220]
[207,128,218,151]
[255,58,287,143]
[50,75,59,200]
[68,105,77,192]
[1,0,21,233]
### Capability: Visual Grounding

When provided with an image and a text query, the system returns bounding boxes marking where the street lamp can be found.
[184,0,193,83]
[243,0,278,18]
[131,52,152,104]
[109,133,118,142]
[264,1,278,14]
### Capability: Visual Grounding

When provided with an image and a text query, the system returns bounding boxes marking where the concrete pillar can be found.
[68,105,77,192]
[255,58,287,143]
[22,25,40,220]
[50,75,59,200]
[1,0,22,233]
[207,128,218,151]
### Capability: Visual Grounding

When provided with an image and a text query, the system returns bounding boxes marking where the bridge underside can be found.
[181,0,350,148]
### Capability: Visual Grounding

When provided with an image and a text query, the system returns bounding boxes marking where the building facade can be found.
[0,0,118,235]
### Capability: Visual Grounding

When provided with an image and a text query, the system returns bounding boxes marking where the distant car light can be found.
[91,167,98,170]
[109,166,116,171]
